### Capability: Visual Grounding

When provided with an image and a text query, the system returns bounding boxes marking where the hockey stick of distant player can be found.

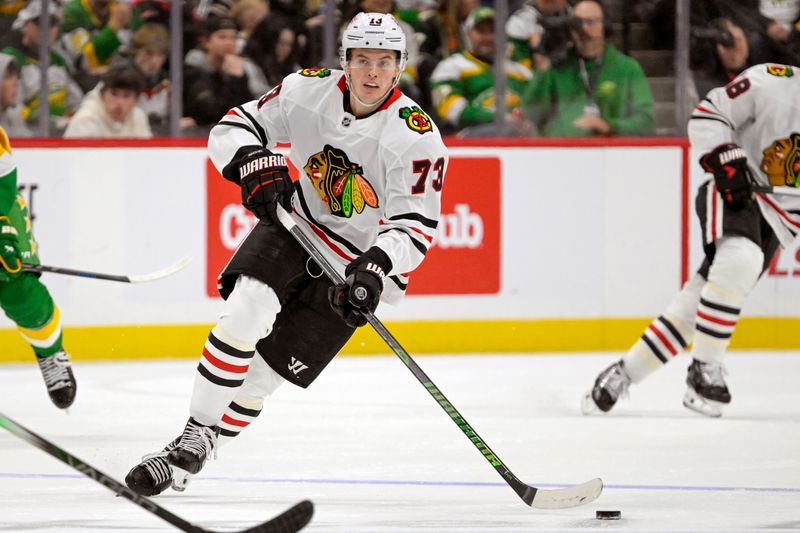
[0,412,313,533]
[276,205,602,510]
[21,256,193,283]
[752,185,800,197]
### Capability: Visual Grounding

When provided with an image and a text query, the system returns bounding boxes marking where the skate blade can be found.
[682,387,724,418]
[580,392,601,415]
[170,466,193,492]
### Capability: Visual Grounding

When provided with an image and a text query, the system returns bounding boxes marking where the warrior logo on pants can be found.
[287,357,308,375]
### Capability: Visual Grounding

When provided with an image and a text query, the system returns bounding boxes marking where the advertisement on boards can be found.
[206,156,502,297]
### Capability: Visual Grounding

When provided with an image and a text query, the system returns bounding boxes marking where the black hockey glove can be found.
[700,143,754,211]
[0,216,22,283]
[328,247,392,328]
[226,146,293,223]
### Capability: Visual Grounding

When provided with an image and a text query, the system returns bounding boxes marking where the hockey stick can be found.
[21,256,193,283]
[275,205,602,510]
[752,185,800,197]
[0,412,313,533]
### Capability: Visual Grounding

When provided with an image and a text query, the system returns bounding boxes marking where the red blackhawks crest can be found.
[299,67,331,78]
[399,106,433,134]
[304,144,379,218]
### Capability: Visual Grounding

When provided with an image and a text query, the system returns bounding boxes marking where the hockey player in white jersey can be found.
[582,63,800,418]
[125,12,448,496]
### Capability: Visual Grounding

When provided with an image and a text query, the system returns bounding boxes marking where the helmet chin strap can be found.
[344,70,401,111]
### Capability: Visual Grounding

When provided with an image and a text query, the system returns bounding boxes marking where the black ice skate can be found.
[36,351,76,409]
[683,359,731,418]
[581,360,631,414]
[125,437,181,496]
[167,418,219,480]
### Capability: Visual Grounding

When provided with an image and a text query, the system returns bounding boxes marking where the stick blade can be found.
[530,478,603,510]
[128,256,193,283]
[238,500,314,533]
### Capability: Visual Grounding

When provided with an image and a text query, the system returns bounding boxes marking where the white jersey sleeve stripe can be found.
[379,227,429,256]
[234,105,269,145]
[383,212,438,244]
[387,211,438,228]
[215,118,262,141]
[691,103,734,129]
[405,224,434,243]
[388,275,407,290]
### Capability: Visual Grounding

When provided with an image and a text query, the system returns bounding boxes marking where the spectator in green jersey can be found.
[1,0,84,134]
[60,0,132,91]
[429,6,532,135]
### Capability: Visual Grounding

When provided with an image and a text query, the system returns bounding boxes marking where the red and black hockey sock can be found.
[219,399,263,438]
[190,328,256,426]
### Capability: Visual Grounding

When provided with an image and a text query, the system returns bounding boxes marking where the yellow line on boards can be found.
[0,318,799,363]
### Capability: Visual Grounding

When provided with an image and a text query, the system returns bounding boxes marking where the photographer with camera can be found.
[690,18,753,103]
[506,0,571,71]
[515,0,654,137]
[429,6,532,135]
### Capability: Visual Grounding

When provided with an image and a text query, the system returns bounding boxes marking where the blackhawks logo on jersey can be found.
[765,64,794,78]
[399,106,433,134]
[299,67,331,78]
[761,133,800,186]
[304,145,378,217]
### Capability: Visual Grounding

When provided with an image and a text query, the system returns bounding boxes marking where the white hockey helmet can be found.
[339,12,408,72]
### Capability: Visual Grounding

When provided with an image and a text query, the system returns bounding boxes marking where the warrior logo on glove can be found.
[700,143,754,210]
[223,146,294,224]
[239,154,287,180]
[329,247,392,328]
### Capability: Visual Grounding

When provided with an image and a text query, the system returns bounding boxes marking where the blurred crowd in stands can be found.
[0,0,798,138]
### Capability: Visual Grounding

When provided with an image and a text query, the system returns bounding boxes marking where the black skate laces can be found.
[37,352,73,391]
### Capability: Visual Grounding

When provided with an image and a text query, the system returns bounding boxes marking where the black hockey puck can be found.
[596,510,622,520]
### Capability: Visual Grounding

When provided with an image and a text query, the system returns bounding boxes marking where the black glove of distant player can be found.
[0,216,22,283]
[700,143,754,211]
[328,247,392,328]
[224,146,293,223]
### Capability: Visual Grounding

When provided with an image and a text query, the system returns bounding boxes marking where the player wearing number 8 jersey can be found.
[582,63,800,418]
[125,12,448,497]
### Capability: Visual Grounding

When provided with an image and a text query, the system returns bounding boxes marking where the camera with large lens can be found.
[691,27,734,48]
[536,15,583,65]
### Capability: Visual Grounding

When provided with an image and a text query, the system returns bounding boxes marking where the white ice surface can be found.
[1,352,799,532]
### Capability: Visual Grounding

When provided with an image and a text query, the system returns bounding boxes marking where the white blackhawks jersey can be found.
[689,63,800,248]
[209,68,448,304]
